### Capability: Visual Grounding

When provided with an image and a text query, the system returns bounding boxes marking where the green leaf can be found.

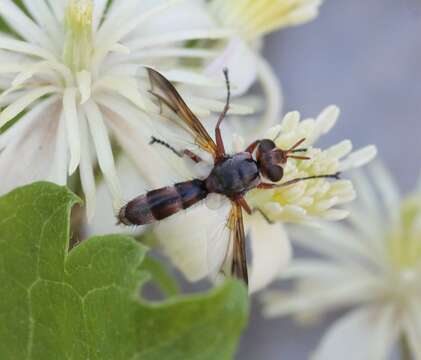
[141,255,180,297]
[0,183,249,360]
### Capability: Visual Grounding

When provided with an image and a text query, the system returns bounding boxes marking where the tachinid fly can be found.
[118,68,340,287]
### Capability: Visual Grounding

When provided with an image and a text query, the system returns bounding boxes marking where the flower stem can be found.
[400,335,412,360]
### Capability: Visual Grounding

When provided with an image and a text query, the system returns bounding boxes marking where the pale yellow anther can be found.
[63,0,94,72]
[209,0,323,41]
[388,196,421,270]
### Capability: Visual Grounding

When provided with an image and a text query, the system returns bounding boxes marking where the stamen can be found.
[63,0,93,72]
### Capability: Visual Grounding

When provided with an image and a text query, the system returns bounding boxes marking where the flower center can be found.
[63,0,94,72]
[209,0,321,41]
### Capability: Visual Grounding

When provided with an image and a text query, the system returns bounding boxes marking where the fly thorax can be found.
[206,153,260,197]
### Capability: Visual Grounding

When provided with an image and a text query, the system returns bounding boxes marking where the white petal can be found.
[11,59,71,86]
[99,0,181,45]
[313,306,398,360]
[132,0,216,37]
[78,108,96,221]
[155,202,230,282]
[326,140,353,159]
[46,0,65,23]
[128,47,217,61]
[403,303,421,360]
[161,69,222,88]
[308,105,340,144]
[76,70,92,104]
[47,111,68,185]
[95,76,145,110]
[92,0,108,30]
[340,145,378,171]
[251,55,283,139]
[0,96,58,150]
[185,95,253,115]
[248,214,291,293]
[12,61,55,87]
[0,86,59,128]
[0,0,52,50]
[205,37,258,97]
[21,0,62,50]
[370,161,400,225]
[87,156,149,233]
[96,95,187,187]
[290,222,378,264]
[126,28,231,52]
[0,99,61,194]
[63,87,81,175]
[0,35,55,60]
[0,62,28,74]
[83,100,122,210]
[262,275,384,318]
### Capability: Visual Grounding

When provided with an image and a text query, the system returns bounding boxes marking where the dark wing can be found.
[229,202,249,286]
[146,67,218,158]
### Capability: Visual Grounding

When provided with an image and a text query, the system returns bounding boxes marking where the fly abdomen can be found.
[118,179,207,226]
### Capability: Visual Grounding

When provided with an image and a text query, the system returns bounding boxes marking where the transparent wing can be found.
[207,201,249,286]
[142,67,218,158]
[206,200,233,279]
[229,203,249,285]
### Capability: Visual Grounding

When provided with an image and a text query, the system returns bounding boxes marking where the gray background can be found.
[238,0,421,359]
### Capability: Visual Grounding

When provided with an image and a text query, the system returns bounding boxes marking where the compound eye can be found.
[258,139,276,153]
[266,165,284,182]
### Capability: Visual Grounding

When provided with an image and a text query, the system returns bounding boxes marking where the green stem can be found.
[400,334,412,360]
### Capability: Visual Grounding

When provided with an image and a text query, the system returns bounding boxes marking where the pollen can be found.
[63,0,94,72]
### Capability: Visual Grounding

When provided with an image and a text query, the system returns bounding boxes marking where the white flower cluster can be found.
[262,163,421,359]
[4,1,410,358]
[247,106,377,224]
[0,0,322,218]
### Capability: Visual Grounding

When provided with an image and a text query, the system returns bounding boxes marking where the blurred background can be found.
[238,0,421,358]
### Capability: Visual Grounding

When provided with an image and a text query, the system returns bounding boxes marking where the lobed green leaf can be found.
[0,182,248,360]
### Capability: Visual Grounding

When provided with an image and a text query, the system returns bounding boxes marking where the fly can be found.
[117,68,340,287]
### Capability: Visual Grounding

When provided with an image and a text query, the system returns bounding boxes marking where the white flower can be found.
[262,162,421,360]
[204,0,324,137]
[0,0,233,218]
[210,0,323,40]
[247,106,377,224]
[127,105,376,293]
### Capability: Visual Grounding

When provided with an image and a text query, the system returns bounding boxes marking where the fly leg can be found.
[253,208,275,224]
[245,140,260,154]
[215,68,231,159]
[236,195,252,215]
[257,173,341,189]
[150,136,203,163]
[183,149,203,164]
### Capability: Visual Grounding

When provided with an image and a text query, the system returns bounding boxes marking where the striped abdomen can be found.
[118,179,208,226]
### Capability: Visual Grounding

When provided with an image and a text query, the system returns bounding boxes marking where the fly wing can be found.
[207,201,249,287]
[145,67,218,158]
[230,203,249,286]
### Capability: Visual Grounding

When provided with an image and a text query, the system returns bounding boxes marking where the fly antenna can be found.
[216,67,231,128]
[279,172,341,187]
[287,138,307,153]
[288,155,311,160]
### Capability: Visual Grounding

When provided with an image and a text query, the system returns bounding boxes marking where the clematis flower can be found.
[0,0,234,218]
[262,163,421,359]
[204,0,324,136]
[118,105,376,293]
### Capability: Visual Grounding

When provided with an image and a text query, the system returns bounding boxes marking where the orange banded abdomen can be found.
[118,179,207,226]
